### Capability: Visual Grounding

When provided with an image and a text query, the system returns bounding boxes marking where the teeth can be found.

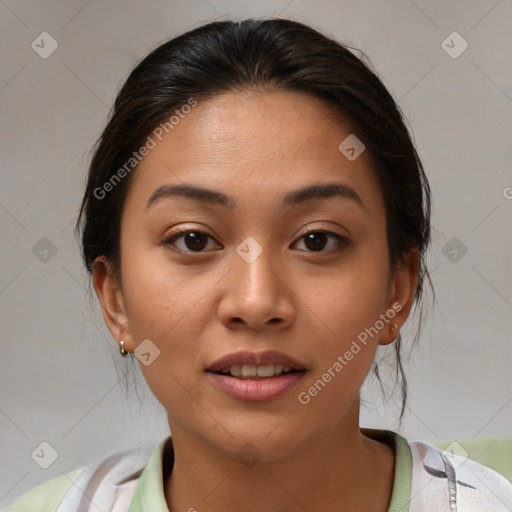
[218,364,297,378]
[257,365,274,377]
[242,364,257,377]
[230,365,242,377]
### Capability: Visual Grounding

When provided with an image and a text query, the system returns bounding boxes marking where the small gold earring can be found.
[391,323,398,331]
[119,340,128,356]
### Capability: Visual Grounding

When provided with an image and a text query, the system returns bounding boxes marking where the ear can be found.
[379,247,420,346]
[92,256,134,352]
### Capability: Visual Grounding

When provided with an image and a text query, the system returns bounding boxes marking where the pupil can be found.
[186,232,207,251]
[305,232,326,251]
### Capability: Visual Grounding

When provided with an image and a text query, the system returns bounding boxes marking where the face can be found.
[93,89,417,461]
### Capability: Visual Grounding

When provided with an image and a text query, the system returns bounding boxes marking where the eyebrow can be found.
[145,182,366,211]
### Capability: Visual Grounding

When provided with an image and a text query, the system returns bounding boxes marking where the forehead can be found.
[123,90,383,216]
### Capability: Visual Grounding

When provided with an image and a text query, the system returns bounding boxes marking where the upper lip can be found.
[207,350,307,373]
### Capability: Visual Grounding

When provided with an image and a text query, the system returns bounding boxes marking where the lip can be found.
[206,350,307,373]
[207,371,306,401]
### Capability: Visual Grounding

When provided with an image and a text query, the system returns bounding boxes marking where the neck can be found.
[163,403,395,512]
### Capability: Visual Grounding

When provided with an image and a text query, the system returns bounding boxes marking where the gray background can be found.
[1,0,511,507]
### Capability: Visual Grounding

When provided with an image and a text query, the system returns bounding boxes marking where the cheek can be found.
[120,241,196,336]
[301,241,390,386]
[296,274,386,416]
[120,246,206,380]
[312,249,390,339]
[122,265,204,414]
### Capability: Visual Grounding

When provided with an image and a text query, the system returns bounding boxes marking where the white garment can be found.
[408,441,512,511]
[54,448,151,512]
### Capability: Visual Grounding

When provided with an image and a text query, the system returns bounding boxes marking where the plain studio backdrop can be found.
[1,0,511,507]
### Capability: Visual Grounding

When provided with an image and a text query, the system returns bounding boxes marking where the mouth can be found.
[206,350,307,401]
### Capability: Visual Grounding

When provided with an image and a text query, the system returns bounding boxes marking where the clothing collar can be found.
[361,428,412,511]
[128,436,173,511]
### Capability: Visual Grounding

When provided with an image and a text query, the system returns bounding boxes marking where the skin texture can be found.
[93,89,419,511]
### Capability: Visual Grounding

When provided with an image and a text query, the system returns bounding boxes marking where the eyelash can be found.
[162,228,350,255]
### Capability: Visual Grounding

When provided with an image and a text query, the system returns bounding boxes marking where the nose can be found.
[217,241,296,331]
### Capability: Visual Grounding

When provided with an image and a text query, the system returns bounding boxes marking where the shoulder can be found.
[5,468,84,512]
[407,438,512,511]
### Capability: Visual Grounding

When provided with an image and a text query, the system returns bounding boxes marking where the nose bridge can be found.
[233,234,281,301]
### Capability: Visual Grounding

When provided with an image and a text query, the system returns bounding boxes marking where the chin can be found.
[213,421,310,463]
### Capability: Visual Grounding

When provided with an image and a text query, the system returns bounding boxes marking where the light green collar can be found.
[129,436,172,512]
[361,428,412,511]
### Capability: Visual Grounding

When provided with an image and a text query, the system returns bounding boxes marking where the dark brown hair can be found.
[75,18,433,422]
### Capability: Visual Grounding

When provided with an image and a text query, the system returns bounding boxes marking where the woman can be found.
[6,17,512,512]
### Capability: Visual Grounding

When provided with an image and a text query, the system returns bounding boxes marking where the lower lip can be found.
[206,371,306,401]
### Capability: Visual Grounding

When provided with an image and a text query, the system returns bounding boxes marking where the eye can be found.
[292,229,350,253]
[163,228,349,254]
[162,229,219,253]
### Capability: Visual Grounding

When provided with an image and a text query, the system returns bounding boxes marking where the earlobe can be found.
[379,247,420,346]
[92,256,134,352]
